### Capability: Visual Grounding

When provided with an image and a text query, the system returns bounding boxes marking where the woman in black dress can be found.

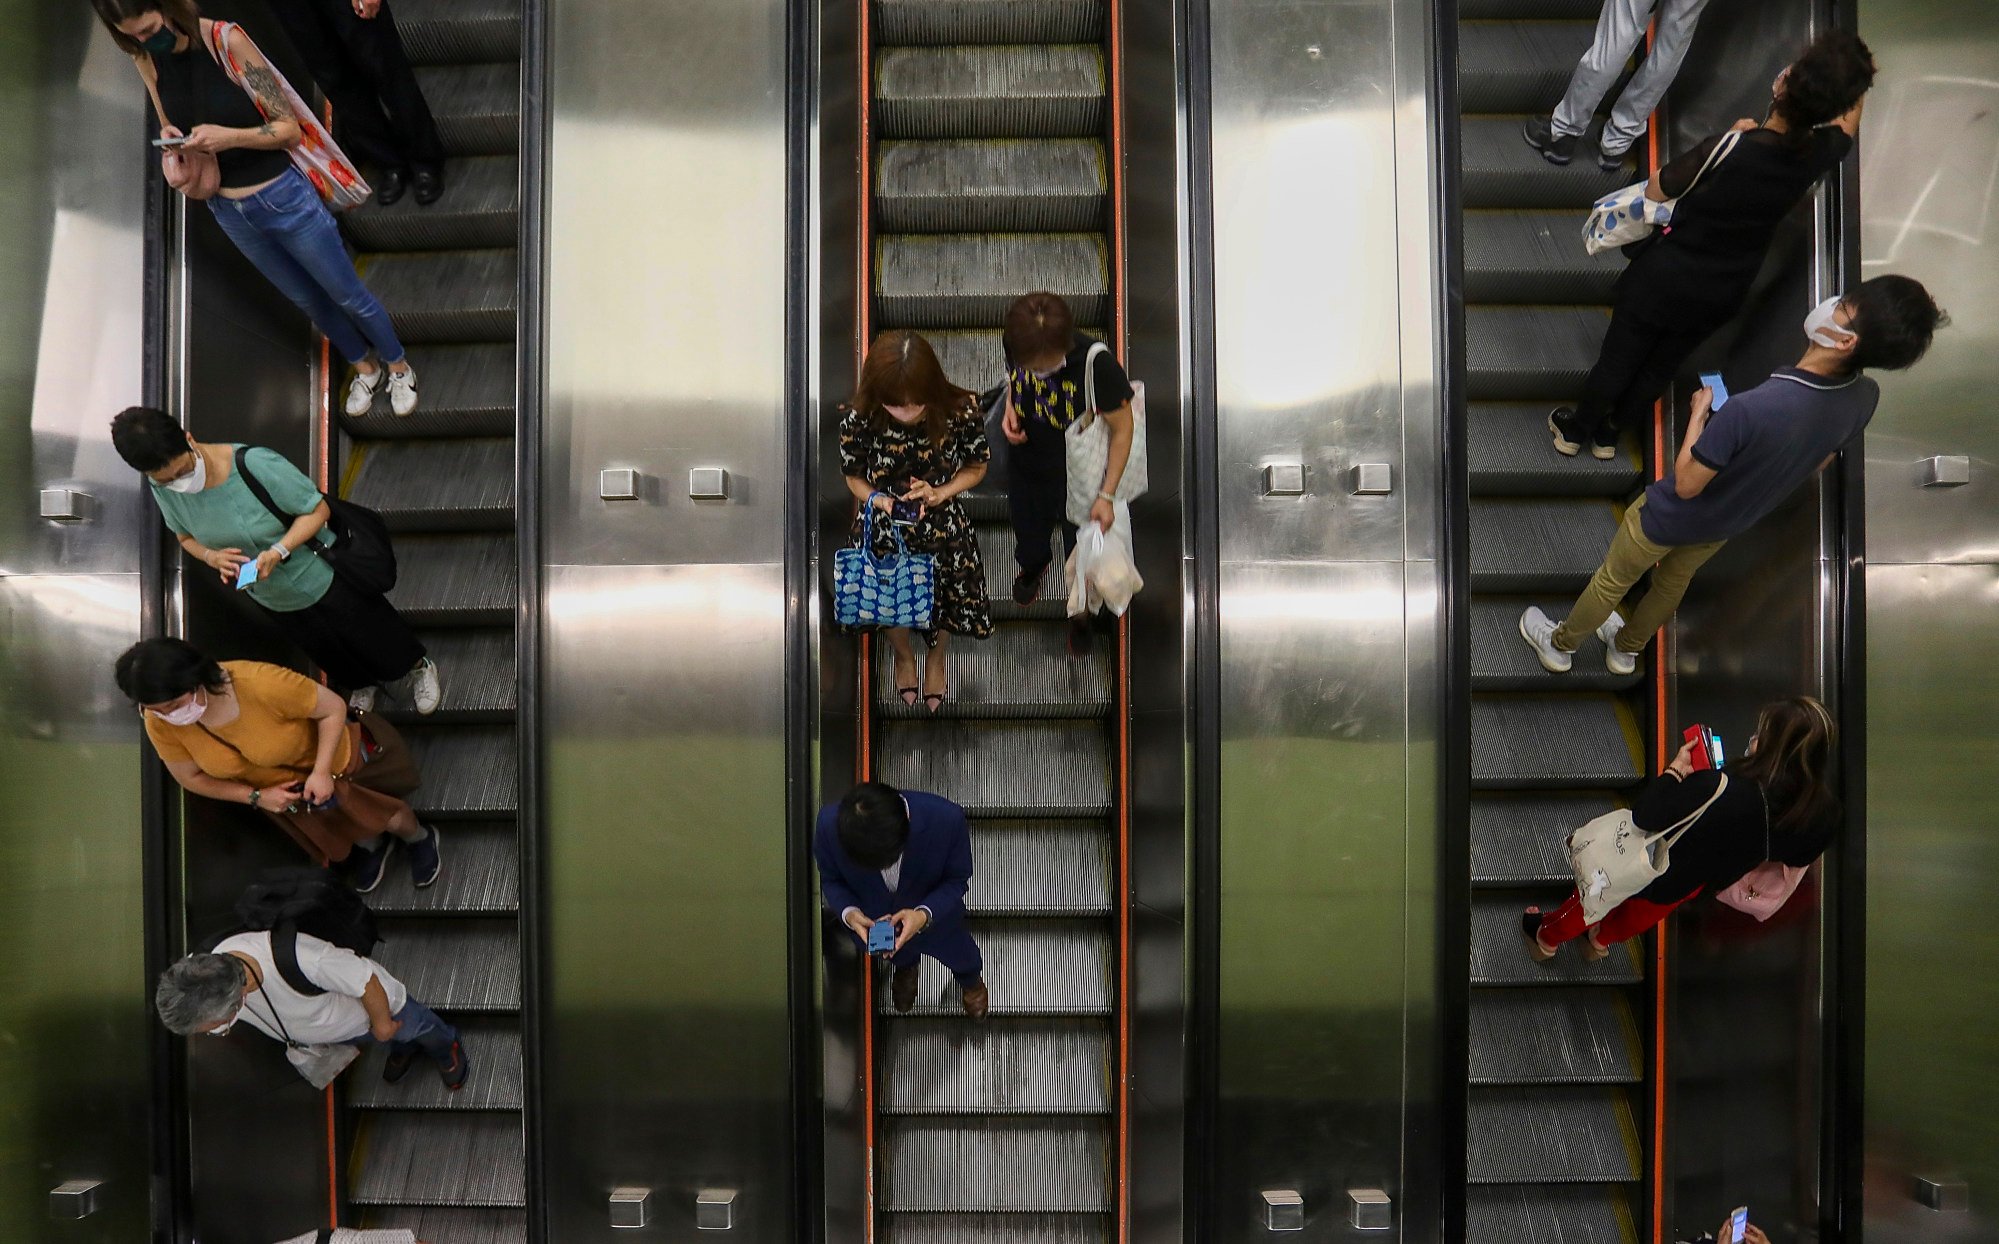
[1551,29,1876,460]
[840,331,995,712]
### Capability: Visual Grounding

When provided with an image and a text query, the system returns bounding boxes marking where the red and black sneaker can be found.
[437,1039,471,1092]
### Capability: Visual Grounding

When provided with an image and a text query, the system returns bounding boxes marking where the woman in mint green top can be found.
[112,406,440,712]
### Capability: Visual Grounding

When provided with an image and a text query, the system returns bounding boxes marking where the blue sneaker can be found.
[437,1039,470,1092]
[407,824,443,890]
[347,840,395,894]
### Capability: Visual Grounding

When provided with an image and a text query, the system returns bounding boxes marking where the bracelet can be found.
[1097,490,1116,503]
[269,542,291,561]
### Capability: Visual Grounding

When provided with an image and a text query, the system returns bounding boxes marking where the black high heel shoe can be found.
[1521,909,1557,963]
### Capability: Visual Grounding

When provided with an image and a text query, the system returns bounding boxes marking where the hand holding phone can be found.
[1700,371,1730,410]
[152,134,191,148]
[235,559,260,590]
[1681,724,1717,772]
[1727,1206,1749,1244]
[867,918,896,955]
[889,496,922,525]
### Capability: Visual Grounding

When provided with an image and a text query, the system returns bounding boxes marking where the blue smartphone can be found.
[235,560,259,590]
[1701,371,1729,409]
[867,919,896,954]
[1728,1206,1748,1244]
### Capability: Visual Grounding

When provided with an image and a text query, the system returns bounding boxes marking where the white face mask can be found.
[162,451,207,494]
[149,691,207,727]
[1804,296,1857,349]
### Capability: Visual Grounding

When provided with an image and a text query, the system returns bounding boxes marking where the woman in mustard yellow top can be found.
[116,638,441,893]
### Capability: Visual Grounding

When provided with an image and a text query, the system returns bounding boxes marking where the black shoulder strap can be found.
[270,922,326,997]
[233,446,294,529]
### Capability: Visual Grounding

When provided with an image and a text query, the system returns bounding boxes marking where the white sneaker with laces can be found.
[408,657,442,715]
[1519,606,1572,673]
[388,365,420,417]
[347,685,377,714]
[344,367,383,416]
[1596,612,1638,676]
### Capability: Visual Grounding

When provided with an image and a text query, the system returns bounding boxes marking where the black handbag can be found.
[234,446,398,596]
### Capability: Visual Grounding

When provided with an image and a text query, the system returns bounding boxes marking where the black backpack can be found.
[234,446,399,596]
[208,867,380,997]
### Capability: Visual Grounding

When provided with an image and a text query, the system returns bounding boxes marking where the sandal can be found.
[1520,909,1557,963]
[892,650,919,708]
[924,687,950,715]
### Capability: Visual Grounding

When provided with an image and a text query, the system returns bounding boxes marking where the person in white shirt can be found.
[154,930,469,1091]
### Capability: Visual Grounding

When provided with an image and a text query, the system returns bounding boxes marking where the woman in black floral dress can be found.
[840,331,995,712]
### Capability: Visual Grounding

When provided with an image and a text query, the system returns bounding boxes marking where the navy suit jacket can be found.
[814,790,973,935]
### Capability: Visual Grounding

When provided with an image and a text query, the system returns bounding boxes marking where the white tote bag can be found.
[1567,773,1730,923]
[1583,129,1739,257]
[1064,343,1149,525]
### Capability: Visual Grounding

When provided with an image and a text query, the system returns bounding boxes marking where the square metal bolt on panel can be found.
[1261,1188,1304,1231]
[1349,1187,1392,1231]
[599,468,642,501]
[608,1186,650,1229]
[696,1187,738,1230]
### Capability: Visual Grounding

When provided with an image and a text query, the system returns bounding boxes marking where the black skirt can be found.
[268,571,426,693]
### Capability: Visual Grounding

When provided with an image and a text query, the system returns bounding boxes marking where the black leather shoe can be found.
[375,167,409,207]
[891,965,920,1013]
[412,166,444,206]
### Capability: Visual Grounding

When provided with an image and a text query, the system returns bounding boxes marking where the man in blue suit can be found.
[814,781,988,1018]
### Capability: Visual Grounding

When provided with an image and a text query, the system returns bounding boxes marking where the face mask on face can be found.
[162,451,205,494]
[149,691,207,727]
[140,25,179,54]
[1804,296,1857,349]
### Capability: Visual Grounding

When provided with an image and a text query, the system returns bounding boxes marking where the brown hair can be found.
[850,331,971,449]
[1733,696,1838,837]
[1004,292,1074,367]
[93,0,205,55]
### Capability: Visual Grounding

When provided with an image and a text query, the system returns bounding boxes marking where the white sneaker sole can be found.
[1548,412,1580,457]
[412,824,442,890]
[1519,610,1572,673]
[1596,615,1638,675]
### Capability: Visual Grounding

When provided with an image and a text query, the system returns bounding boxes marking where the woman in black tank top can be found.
[1549,30,1875,461]
[93,0,422,419]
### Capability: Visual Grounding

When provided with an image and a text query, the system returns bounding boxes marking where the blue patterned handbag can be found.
[834,500,936,630]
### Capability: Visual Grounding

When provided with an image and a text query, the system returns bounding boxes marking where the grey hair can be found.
[155,954,245,1035]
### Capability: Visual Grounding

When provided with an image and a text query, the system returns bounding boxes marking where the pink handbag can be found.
[1715,783,1807,921]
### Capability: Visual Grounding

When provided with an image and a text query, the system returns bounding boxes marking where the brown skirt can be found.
[260,711,422,865]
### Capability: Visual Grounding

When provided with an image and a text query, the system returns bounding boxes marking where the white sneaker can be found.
[1519,606,1572,673]
[347,685,377,714]
[408,657,442,715]
[344,366,383,416]
[1596,611,1638,676]
[388,364,419,417]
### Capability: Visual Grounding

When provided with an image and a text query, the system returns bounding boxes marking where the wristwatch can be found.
[269,542,291,561]
[248,787,261,808]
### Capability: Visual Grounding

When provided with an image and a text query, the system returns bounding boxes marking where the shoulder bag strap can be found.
[233,447,327,559]
[269,922,326,998]
[1682,129,1742,198]
[1082,341,1110,419]
[1646,771,1730,850]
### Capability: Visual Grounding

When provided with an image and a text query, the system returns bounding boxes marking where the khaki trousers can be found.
[1552,495,1726,653]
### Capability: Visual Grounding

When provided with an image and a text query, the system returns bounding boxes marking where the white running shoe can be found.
[408,657,442,715]
[347,685,378,714]
[1596,611,1638,676]
[388,364,420,417]
[344,366,383,416]
[1519,606,1572,673]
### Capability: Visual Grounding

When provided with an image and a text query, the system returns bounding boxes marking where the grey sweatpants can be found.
[1551,0,1713,155]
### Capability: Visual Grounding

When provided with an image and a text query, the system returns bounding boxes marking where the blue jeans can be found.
[346,997,458,1063]
[207,166,405,367]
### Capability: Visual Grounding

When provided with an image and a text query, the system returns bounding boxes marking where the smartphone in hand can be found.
[1682,724,1717,771]
[867,919,896,954]
[1727,1206,1749,1244]
[235,560,259,590]
[152,135,191,148]
[890,497,921,526]
[1700,371,1730,410]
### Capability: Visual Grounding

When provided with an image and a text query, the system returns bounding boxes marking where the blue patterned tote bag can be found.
[1583,129,1738,256]
[834,501,936,630]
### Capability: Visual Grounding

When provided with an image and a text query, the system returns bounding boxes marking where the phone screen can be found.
[235,560,259,590]
[890,498,921,525]
[1701,371,1730,409]
[1729,1206,1749,1244]
[153,135,189,147]
[1709,732,1726,767]
[867,919,896,953]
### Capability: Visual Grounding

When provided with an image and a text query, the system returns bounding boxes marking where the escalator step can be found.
[1470,695,1642,790]
[878,232,1109,328]
[1471,793,1620,885]
[875,621,1111,719]
[349,1111,525,1206]
[362,1207,527,1244]
[882,1214,1110,1244]
[1458,21,1597,115]
[880,139,1107,233]
[877,720,1111,815]
[1469,895,1642,985]
[383,628,518,721]
[882,1018,1112,1113]
[349,437,516,532]
[387,533,518,624]
[368,820,519,915]
[403,724,519,816]
[876,45,1105,140]
[881,1116,1113,1210]
[350,1017,522,1110]
[340,343,516,441]
[1470,402,1640,496]
[1470,988,1642,1084]
[979,525,1068,621]
[394,0,523,64]
[369,250,520,344]
[926,329,1008,391]
[342,155,520,253]
[1465,210,1625,304]
[1471,597,1643,691]
[414,62,522,156]
[1462,118,1632,210]
[883,918,1112,1015]
[968,819,1112,914]
[1466,1185,1635,1244]
[878,0,1105,46]
[1468,497,1620,592]
[1467,1085,1641,1183]
[373,919,522,1011]
[1466,306,1605,401]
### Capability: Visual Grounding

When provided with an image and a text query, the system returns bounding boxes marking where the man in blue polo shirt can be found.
[1521,275,1944,674]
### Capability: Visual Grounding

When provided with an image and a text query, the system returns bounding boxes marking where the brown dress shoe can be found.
[891,964,920,1013]
[959,977,990,1020]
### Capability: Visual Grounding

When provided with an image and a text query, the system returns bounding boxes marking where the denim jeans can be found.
[346,997,458,1063]
[207,166,405,367]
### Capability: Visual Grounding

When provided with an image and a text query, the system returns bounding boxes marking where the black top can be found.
[150,34,293,189]
[1618,125,1852,319]
[1629,766,1834,904]
[1005,332,1135,431]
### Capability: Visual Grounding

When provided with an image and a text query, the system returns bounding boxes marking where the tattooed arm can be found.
[181,24,302,154]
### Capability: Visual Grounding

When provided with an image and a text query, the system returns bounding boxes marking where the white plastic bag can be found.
[1065,504,1143,618]
[286,1040,360,1089]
